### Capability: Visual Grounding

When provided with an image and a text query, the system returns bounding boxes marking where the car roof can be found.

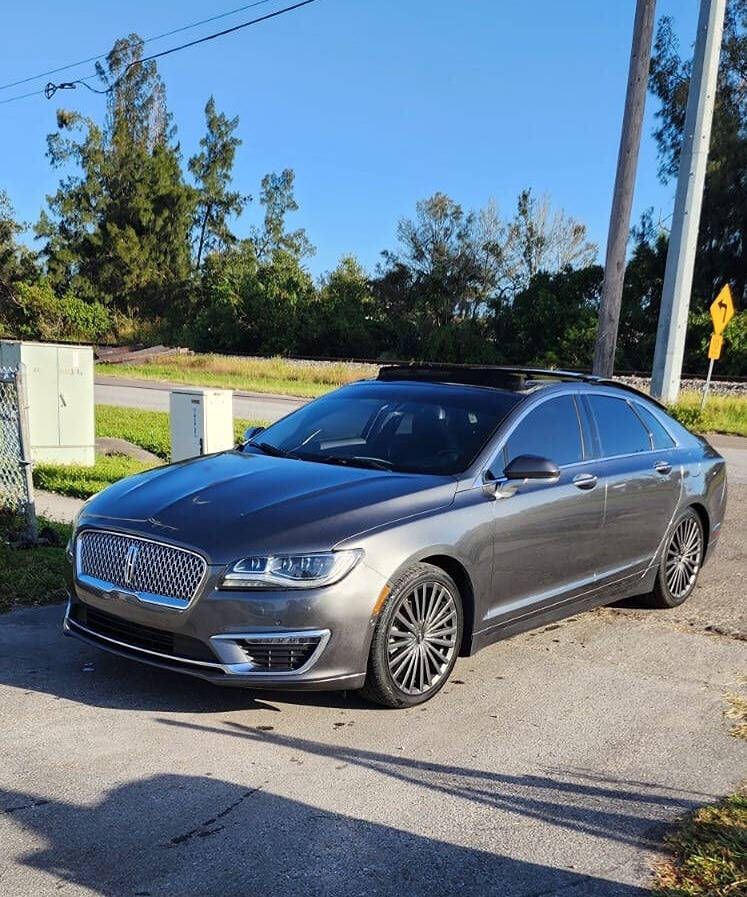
[376,363,666,409]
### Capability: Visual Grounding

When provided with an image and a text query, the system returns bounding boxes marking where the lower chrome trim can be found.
[66,615,223,669]
[63,604,331,678]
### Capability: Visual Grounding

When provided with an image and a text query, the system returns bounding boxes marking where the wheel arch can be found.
[686,501,711,555]
[419,553,476,657]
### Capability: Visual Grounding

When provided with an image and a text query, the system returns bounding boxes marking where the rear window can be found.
[588,395,651,456]
[633,403,676,450]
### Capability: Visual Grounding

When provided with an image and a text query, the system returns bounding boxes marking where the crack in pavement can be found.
[2,799,49,814]
[166,785,264,847]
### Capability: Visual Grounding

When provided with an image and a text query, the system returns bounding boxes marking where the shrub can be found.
[3,280,112,343]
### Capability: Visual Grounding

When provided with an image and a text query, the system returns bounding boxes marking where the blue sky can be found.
[1,0,698,279]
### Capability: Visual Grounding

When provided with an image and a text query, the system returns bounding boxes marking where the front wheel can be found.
[647,508,704,608]
[361,563,463,708]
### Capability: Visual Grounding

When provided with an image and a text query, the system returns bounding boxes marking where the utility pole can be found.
[593,0,657,378]
[650,0,726,403]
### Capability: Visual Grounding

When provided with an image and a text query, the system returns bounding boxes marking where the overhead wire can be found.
[0,0,276,92]
[0,0,318,105]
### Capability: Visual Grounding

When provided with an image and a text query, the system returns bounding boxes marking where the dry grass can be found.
[97,353,375,398]
[724,690,747,741]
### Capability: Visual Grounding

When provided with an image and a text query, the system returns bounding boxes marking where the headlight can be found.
[221,550,363,590]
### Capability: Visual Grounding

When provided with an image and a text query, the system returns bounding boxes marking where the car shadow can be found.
[1,771,660,896]
[0,603,362,713]
[156,719,711,850]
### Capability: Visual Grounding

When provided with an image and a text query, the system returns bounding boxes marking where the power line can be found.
[0,0,276,93]
[1,0,319,106]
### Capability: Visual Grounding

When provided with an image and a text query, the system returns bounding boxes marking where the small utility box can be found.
[0,339,95,466]
[170,387,234,462]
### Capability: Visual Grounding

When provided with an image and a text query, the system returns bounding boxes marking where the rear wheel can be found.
[647,508,704,608]
[361,563,463,708]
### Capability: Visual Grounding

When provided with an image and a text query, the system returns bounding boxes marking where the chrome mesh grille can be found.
[77,531,206,604]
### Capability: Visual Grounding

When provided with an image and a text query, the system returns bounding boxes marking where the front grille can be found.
[77,531,206,605]
[71,604,218,664]
[236,636,321,671]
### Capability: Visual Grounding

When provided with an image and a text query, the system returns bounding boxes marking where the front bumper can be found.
[63,557,387,691]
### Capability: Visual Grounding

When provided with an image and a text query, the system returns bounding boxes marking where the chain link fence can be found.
[0,366,37,541]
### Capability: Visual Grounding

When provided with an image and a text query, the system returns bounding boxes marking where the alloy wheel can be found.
[664,515,702,600]
[386,581,459,696]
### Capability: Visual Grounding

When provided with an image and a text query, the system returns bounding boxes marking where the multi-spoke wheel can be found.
[361,563,463,707]
[648,508,704,608]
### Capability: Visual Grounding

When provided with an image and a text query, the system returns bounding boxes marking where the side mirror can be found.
[503,454,560,481]
[241,425,265,446]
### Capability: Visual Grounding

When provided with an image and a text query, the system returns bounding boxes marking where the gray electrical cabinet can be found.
[0,340,95,466]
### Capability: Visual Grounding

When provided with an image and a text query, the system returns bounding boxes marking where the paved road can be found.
[95,375,305,423]
[4,428,745,895]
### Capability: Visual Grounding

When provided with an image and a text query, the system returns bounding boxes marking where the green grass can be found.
[0,510,71,612]
[95,404,173,459]
[653,790,747,896]
[96,353,372,398]
[95,404,266,461]
[33,454,156,499]
[668,391,747,438]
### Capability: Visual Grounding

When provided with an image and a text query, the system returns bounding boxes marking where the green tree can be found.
[252,169,313,262]
[187,243,258,352]
[374,193,511,332]
[37,34,194,318]
[504,189,598,293]
[189,97,248,269]
[492,265,603,367]
[300,256,383,357]
[0,190,38,302]
[649,0,746,308]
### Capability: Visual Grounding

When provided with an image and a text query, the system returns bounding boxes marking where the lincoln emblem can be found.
[123,545,138,586]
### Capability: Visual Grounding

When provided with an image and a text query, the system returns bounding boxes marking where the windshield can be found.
[246,382,520,474]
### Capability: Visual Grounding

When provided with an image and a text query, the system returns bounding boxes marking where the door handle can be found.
[654,461,672,475]
[573,473,597,490]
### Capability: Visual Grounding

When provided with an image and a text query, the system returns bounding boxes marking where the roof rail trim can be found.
[376,363,666,408]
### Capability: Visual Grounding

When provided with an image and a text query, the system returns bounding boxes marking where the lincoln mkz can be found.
[63,365,727,707]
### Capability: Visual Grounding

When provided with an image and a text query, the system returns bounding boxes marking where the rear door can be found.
[486,393,605,625]
[584,393,682,587]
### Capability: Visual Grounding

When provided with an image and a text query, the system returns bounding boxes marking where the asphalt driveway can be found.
[1,456,744,896]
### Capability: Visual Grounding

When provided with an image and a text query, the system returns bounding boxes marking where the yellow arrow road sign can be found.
[710,284,735,335]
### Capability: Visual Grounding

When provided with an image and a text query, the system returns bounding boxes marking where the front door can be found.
[485,394,605,628]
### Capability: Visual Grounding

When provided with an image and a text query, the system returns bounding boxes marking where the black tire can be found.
[646,508,705,609]
[361,563,463,708]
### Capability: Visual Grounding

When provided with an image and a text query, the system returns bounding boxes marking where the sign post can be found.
[700,285,735,410]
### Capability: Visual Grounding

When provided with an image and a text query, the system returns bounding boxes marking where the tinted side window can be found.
[506,396,583,467]
[634,403,676,449]
[589,396,651,456]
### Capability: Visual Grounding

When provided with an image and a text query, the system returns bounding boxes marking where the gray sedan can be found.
[63,366,727,707]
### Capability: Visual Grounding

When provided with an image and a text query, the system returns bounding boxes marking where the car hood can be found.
[80,451,457,563]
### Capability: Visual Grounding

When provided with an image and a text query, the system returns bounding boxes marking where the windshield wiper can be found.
[250,440,290,458]
[308,454,393,471]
